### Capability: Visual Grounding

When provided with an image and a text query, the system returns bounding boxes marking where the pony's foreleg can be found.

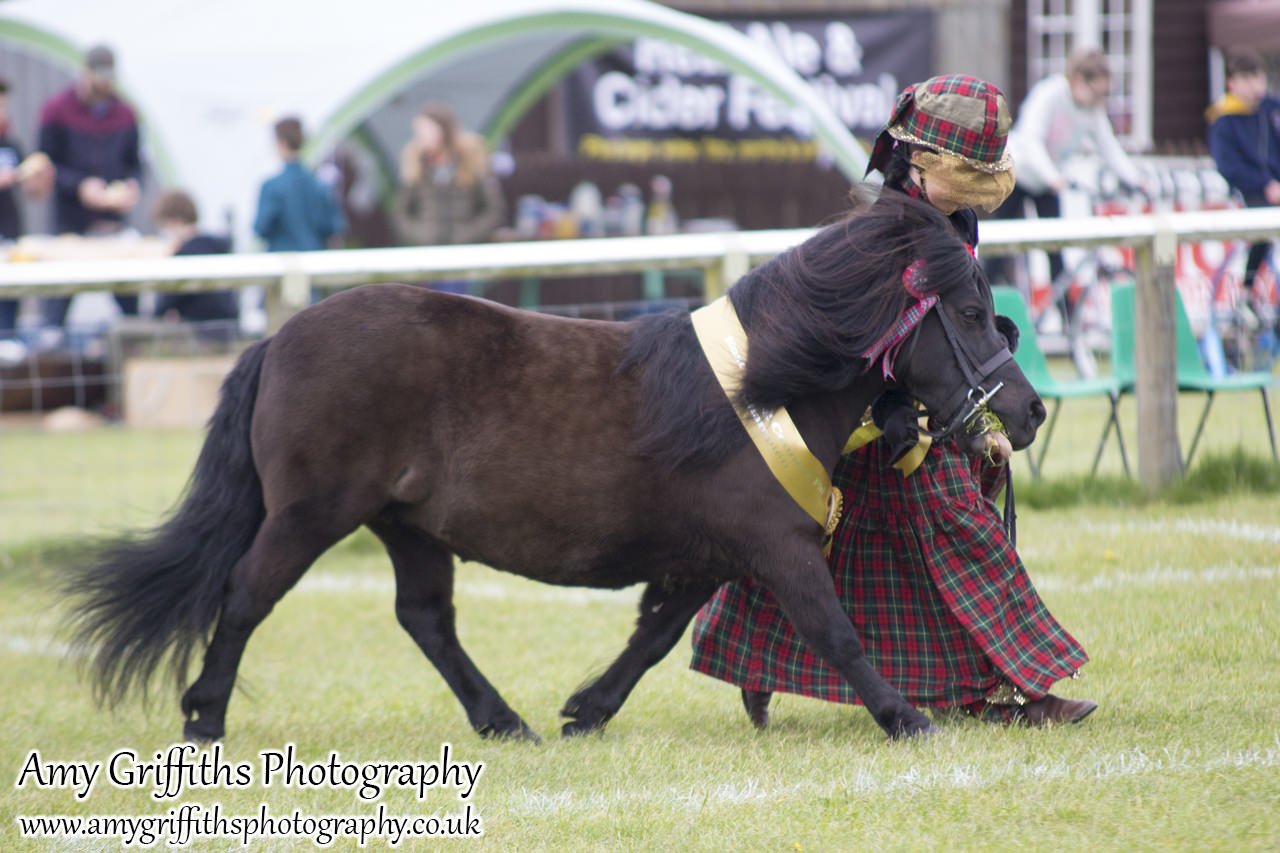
[182,503,355,741]
[370,519,539,741]
[561,580,717,737]
[760,551,939,740]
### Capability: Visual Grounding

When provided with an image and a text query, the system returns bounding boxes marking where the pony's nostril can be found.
[1029,398,1047,426]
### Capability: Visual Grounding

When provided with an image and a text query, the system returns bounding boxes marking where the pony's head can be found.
[859,199,1044,453]
[732,191,1043,454]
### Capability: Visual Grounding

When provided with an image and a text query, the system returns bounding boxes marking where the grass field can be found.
[2,378,1279,850]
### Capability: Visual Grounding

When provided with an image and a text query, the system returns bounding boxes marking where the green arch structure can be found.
[308,9,868,179]
[0,19,181,186]
[482,36,621,145]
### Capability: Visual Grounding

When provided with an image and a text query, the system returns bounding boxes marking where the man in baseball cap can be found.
[85,45,115,74]
[35,42,144,328]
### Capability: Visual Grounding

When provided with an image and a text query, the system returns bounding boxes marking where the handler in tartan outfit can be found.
[690,76,1095,727]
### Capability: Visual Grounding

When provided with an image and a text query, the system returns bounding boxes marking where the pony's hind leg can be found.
[561,580,717,737]
[369,518,539,741]
[182,502,358,741]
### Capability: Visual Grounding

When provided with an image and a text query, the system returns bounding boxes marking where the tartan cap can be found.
[867,75,1013,176]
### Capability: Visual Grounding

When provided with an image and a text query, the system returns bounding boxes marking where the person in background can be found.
[691,75,1095,730]
[1,77,28,342]
[392,102,505,249]
[993,48,1144,306]
[253,117,345,253]
[38,45,143,326]
[0,80,53,354]
[151,189,237,341]
[1206,48,1280,317]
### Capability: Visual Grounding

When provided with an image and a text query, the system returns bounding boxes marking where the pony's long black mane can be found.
[620,191,984,471]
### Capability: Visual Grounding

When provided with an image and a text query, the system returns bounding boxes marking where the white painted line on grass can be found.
[508,741,1280,816]
[9,562,1267,665]
[2,633,79,658]
[296,573,638,606]
[1068,517,1280,544]
[288,517,1280,605]
[1033,564,1280,592]
[292,561,1279,604]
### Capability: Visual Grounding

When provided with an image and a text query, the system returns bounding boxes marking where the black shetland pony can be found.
[63,194,1044,743]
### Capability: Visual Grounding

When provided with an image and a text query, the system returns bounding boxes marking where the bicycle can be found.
[996,176,1148,379]
[1204,237,1279,374]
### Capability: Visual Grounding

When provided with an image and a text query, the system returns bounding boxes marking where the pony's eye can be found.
[961,307,982,323]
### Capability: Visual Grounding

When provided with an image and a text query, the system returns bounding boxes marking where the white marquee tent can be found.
[0,0,867,249]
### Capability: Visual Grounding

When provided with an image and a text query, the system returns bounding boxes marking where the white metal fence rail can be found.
[2,205,1279,486]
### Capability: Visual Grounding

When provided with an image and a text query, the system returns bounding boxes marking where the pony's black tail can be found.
[62,337,273,705]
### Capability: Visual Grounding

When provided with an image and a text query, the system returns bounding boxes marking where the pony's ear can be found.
[995,315,1019,354]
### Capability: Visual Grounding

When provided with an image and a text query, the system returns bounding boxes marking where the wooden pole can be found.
[1133,223,1182,487]
[266,256,311,333]
[705,237,749,302]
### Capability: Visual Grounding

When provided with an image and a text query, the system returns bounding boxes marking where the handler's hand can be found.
[871,388,920,467]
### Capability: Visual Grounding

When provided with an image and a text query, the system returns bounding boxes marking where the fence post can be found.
[266,256,311,332]
[705,235,749,302]
[1133,222,1182,488]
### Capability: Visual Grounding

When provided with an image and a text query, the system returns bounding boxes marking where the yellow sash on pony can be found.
[691,296,928,555]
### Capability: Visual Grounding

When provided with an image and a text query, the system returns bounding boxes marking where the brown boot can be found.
[741,688,772,729]
[1019,694,1098,727]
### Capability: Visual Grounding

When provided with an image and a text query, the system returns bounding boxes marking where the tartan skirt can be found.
[689,439,1088,708]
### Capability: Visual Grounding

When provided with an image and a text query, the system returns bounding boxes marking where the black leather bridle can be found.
[898,294,1022,543]
[907,297,1015,441]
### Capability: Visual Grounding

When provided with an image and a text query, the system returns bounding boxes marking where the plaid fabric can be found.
[869,75,1013,175]
[690,439,1088,708]
[894,75,1011,168]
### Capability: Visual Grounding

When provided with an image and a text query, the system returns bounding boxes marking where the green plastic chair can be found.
[1110,283,1277,468]
[992,287,1130,478]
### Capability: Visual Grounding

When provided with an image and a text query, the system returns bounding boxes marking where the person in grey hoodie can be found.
[992,48,1143,305]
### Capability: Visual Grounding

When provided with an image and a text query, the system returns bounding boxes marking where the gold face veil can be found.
[909,149,1016,213]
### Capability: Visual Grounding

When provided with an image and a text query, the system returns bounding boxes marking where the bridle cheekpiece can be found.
[861,258,1013,441]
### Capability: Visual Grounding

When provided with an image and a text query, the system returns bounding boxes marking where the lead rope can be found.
[1003,464,1017,548]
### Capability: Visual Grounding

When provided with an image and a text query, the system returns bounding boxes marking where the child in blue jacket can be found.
[1206,49,1280,300]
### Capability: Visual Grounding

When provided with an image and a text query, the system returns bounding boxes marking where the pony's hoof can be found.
[183,718,224,743]
[890,721,940,741]
[886,709,938,740]
[477,722,542,743]
[559,695,612,737]
[560,718,606,738]
[741,689,771,730]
